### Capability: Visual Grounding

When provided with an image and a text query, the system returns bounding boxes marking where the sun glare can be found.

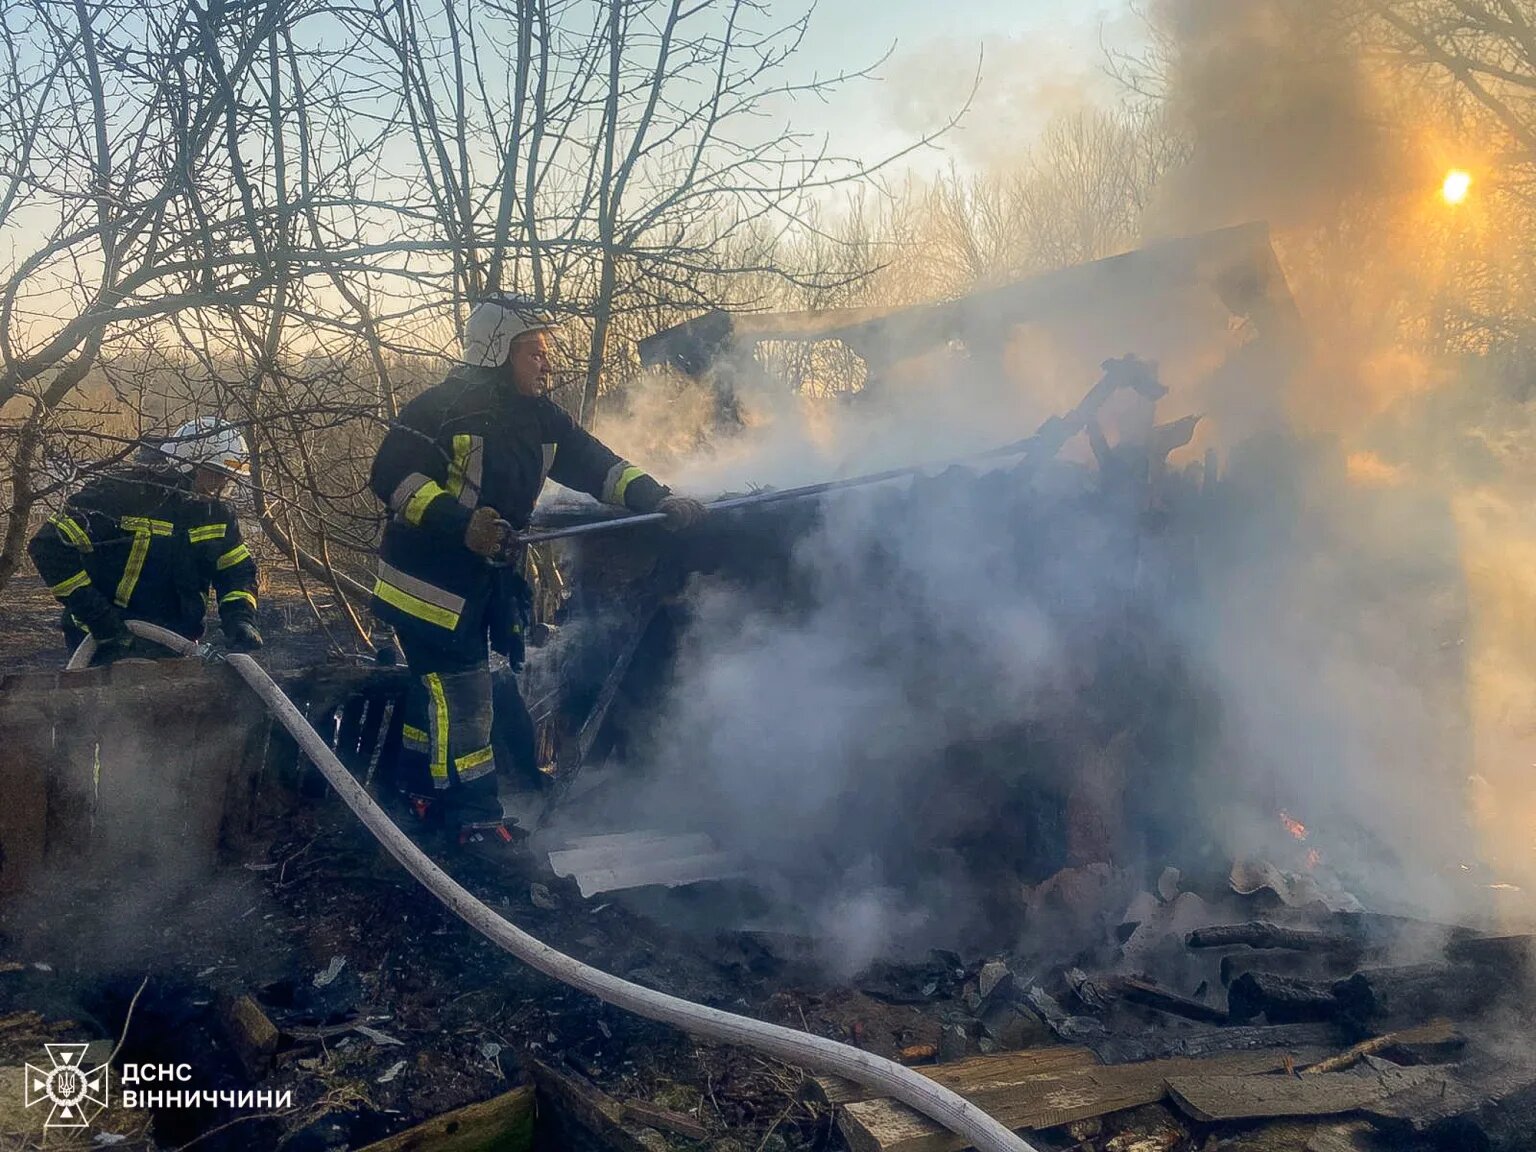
[1443,168,1473,206]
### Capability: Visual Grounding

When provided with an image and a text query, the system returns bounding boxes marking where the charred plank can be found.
[1168,1063,1441,1123]
[1088,1022,1342,1065]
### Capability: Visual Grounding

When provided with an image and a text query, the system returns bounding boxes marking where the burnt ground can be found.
[0,561,960,1152]
[0,755,997,1152]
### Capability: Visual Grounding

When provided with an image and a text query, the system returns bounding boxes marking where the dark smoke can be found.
[1144,0,1409,237]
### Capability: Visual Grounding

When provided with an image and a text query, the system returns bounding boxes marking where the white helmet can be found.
[461,295,560,367]
[163,417,250,479]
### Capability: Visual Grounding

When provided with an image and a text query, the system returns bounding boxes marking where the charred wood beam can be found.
[355,1086,535,1152]
[1445,933,1536,976]
[1226,972,1341,1024]
[553,593,665,781]
[1095,975,1228,1025]
[1188,922,1361,953]
[1220,948,1364,989]
[1331,963,1498,1027]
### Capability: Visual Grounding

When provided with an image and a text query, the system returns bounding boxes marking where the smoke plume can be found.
[548,1,1536,976]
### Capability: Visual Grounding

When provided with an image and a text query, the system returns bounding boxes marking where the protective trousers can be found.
[394,633,540,830]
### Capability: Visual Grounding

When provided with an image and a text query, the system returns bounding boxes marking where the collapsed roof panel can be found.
[638,222,1303,383]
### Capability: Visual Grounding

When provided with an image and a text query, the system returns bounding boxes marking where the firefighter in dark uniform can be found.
[28,417,264,663]
[368,296,706,849]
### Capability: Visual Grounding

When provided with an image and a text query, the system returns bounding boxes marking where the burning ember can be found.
[1442,168,1473,206]
[1280,810,1309,842]
[1281,811,1324,870]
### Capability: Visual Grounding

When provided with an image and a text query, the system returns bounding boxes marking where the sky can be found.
[776,0,1144,171]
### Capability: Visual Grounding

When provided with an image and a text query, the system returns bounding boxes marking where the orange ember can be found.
[1280,810,1309,841]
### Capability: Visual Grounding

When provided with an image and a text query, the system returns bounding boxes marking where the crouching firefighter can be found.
[368,295,706,851]
[27,417,263,664]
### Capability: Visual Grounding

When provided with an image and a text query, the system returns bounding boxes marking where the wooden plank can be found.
[1167,1064,1443,1123]
[0,700,51,895]
[354,1085,534,1152]
[836,1048,1333,1152]
[620,1098,709,1140]
[527,1060,648,1152]
[221,994,279,1080]
[48,670,105,865]
[1363,1059,1536,1151]
[812,1046,1099,1106]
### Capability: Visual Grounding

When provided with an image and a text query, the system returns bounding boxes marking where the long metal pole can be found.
[517,355,1163,546]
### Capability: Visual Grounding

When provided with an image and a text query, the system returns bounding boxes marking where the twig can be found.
[106,974,150,1066]
[173,1107,296,1151]
[278,835,318,886]
[1302,1020,1453,1075]
[754,1095,798,1152]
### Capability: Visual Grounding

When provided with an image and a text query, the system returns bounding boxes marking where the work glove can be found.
[465,505,514,560]
[656,495,708,531]
[223,619,264,652]
[94,631,139,663]
[84,606,136,661]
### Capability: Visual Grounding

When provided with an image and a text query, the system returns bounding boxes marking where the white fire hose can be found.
[68,621,1038,1152]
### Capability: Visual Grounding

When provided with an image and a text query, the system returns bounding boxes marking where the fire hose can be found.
[67,621,1038,1152]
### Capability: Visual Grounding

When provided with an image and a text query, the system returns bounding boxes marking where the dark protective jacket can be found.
[27,464,259,642]
[367,366,669,657]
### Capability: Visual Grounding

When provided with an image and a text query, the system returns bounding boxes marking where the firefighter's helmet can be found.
[461,296,560,367]
[162,417,251,479]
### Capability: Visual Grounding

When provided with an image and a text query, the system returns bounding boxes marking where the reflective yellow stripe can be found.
[402,480,449,526]
[456,745,495,774]
[425,674,450,784]
[602,462,647,506]
[402,724,429,750]
[374,579,459,630]
[221,590,257,609]
[120,517,173,535]
[611,465,646,506]
[188,523,227,543]
[216,543,251,571]
[52,514,92,552]
[113,517,176,606]
[372,562,465,630]
[50,570,91,597]
[441,435,483,508]
[445,434,472,501]
[115,533,150,606]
